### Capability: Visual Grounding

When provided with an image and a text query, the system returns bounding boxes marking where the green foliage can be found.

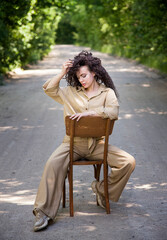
[56,14,77,44]
[0,0,64,73]
[1,0,167,74]
[66,0,167,73]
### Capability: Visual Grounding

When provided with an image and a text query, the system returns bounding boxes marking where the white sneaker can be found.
[91,180,106,209]
[34,209,50,232]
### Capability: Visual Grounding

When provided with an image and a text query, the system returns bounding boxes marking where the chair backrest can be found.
[65,115,115,138]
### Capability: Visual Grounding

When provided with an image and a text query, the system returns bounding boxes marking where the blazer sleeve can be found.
[42,78,67,105]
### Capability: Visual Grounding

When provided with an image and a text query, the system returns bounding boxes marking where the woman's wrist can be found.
[46,72,65,89]
[58,71,66,78]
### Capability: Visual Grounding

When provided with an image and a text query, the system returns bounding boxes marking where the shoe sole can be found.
[34,217,50,232]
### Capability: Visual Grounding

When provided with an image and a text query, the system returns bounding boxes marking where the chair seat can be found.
[73,158,103,165]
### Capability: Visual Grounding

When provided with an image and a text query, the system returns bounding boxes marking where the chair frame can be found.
[62,115,116,217]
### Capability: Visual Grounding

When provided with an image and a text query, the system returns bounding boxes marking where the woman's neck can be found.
[85,81,99,93]
[84,81,100,97]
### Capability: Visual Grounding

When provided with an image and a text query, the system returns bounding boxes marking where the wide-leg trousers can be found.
[33,139,135,220]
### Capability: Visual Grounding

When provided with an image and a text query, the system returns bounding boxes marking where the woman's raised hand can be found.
[61,60,73,76]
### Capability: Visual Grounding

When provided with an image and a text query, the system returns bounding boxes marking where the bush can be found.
[68,0,167,73]
[0,0,61,73]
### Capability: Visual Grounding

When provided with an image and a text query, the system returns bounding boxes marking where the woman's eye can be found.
[82,75,86,78]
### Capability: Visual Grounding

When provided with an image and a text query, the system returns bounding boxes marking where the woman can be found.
[33,51,135,232]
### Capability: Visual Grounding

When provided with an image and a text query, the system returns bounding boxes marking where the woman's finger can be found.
[70,114,76,119]
[70,115,78,120]
[70,113,82,121]
[76,115,82,121]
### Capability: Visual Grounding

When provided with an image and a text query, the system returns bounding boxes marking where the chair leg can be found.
[93,164,101,181]
[96,165,101,181]
[93,165,97,179]
[62,179,66,208]
[104,164,110,214]
[69,165,74,217]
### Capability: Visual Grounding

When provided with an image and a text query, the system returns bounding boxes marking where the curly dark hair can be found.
[65,50,119,98]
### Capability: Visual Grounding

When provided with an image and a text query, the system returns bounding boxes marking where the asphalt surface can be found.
[0,45,167,240]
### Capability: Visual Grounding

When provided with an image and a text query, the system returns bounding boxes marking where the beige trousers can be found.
[33,139,135,219]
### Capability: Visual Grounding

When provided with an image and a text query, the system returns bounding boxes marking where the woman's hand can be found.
[61,60,73,76]
[70,111,98,121]
[44,60,73,89]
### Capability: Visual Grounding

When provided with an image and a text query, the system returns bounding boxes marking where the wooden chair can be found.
[62,115,116,217]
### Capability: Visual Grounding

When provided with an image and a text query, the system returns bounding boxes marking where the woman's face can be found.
[76,66,95,89]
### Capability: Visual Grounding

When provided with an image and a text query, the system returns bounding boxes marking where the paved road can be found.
[0,45,167,240]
